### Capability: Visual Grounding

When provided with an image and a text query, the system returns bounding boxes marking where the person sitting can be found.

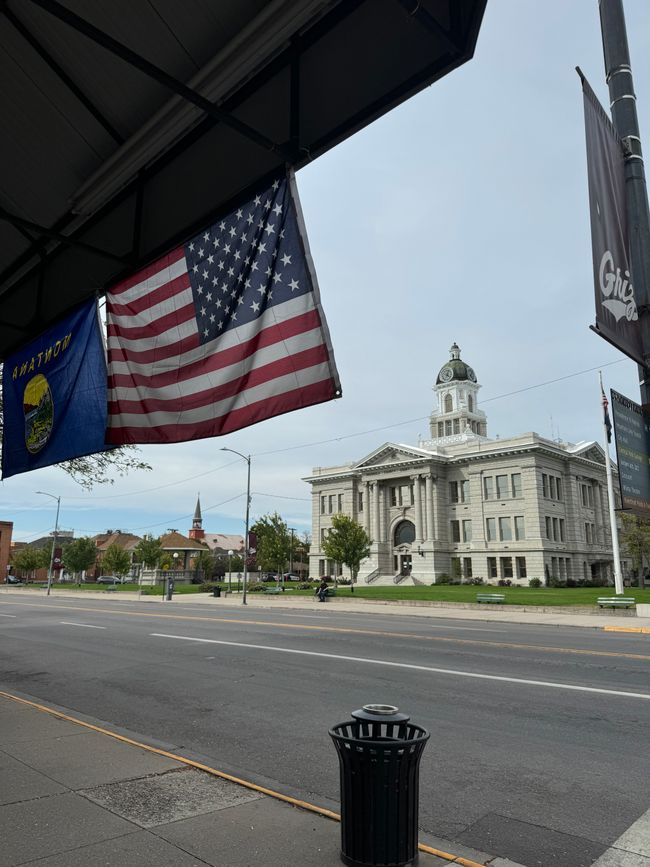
[316,578,328,602]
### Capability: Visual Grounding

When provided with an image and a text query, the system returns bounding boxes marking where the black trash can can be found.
[212,586,221,598]
[329,705,429,867]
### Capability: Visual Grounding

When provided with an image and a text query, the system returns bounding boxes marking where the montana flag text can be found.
[2,299,110,479]
[106,173,341,444]
[581,74,643,364]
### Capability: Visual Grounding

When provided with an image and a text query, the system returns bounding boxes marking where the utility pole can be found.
[600,0,650,405]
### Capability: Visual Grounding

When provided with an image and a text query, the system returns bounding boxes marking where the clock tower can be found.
[428,343,487,443]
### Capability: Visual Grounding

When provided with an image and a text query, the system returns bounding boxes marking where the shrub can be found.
[529,577,542,588]
[436,573,454,584]
[247,582,266,592]
[336,577,352,585]
[547,575,565,588]
[298,581,316,590]
[497,579,512,587]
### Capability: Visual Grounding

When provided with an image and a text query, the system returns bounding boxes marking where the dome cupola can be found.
[436,342,477,385]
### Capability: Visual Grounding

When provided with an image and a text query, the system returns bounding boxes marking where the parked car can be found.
[96,575,122,584]
[282,573,301,582]
[6,575,22,585]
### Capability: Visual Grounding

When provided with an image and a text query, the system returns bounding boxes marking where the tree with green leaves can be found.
[11,546,50,581]
[100,544,131,578]
[62,537,97,582]
[192,549,215,581]
[133,535,163,569]
[321,514,372,592]
[619,513,650,585]
[251,513,291,576]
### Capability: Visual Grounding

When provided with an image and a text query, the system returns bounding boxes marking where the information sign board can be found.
[611,389,650,516]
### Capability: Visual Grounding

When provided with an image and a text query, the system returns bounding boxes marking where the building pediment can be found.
[353,443,434,471]
[570,441,606,465]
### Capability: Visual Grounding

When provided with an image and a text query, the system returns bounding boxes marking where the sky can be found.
[4,0,650,545]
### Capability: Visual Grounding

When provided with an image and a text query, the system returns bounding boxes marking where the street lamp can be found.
[227,549,233,594]
[221,448,251,605]
[36,491,60,597]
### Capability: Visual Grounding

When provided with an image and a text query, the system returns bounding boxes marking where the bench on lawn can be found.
[264,586,282,595]
[597,597,636,609]
[476,593,505,604]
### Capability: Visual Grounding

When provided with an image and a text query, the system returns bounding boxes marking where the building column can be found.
[413,475,423,541]
[364,481,371,534]
[425,474,434,541]
[373,482,381,542]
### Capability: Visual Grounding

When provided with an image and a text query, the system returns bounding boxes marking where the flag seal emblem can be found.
[23,373,54,454]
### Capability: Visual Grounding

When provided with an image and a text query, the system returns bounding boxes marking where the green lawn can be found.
[26,582,650,606]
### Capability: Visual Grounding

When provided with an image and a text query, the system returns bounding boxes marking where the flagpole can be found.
[600,372,624,594]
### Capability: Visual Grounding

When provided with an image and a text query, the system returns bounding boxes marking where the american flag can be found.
[601,384,612,444]
[106,173,341,444]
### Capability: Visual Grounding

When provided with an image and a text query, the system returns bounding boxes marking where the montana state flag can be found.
[2,299,110,479]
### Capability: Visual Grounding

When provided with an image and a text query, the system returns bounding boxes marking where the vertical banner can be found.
[581,75,643,364]
[2,298,111,479]
[610,389,650,517]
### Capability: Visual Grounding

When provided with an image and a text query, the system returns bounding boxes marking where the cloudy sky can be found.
[5,0,650,545]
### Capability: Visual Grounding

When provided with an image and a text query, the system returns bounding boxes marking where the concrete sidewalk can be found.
[0,692,503,867]
[3,585,650,631]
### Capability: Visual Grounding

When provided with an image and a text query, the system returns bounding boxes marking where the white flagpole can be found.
[599,372,624,595]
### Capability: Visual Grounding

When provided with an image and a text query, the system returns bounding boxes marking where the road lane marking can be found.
[604,626,650,634]
[59,621,106,629]
[0,689,484,867]
[0,613,17,617]
[150,633,650,701]
[591,807,650,864]
[5,601,650,661]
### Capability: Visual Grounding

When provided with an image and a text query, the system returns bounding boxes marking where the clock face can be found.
[440,366,453,382]
[466,366,476,382]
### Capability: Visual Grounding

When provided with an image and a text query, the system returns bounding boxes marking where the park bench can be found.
[476,593,505,604]
[327,587,337,598]
[264,586,282,595]
[597,597,636,609]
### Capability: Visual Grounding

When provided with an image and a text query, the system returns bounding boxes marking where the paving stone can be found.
[0,750,66,805]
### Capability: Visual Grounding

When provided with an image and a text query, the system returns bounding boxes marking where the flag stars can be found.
[198,248,205,258]
[224,243,231,254]
[219,221,226,232]
[246,213,254,225]
[189,242,195,252]
[251,300,260,313]
[229,226,237,238]
[213,237,220,248]
[237,295,244,305]
[236,208,243,219]
[216,298,222,308]
[281,253,292,266]
[210,313,215,323]
[272,272,282,284]
[254,195,261,206]
[272,203,282,216]
[200,306,206,316]
[197,285,203,295]
[206,292,212,302]
[228,267,235,277]
[207,254,214,265]
[203,231,210,242]
[257,283,267,295]
[289,278,299,291]
[234,250,241,261]
[240,232,247,243]
[193,264,199,273]
[202,270,209,280]
[218,260,225,271]
[272,179,279,190]
[264,222,275,236]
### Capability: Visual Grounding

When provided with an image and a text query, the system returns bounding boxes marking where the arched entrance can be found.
[393,520,415,576]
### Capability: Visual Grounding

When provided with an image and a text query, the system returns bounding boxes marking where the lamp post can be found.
[227,549,233,594]
[169,552,178,600]
[36,491,60,597]
[221,448,251,605]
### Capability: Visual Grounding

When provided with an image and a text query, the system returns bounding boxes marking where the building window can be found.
[552,517,559,542]
[468,394,474,412]
[320,528,326,543]
[390,484,413,507]
[516,556,527,579]
[462,520,472,542]
[501,557,513,579]
[319,559,325,575]
[328,495,334,514]
[451,520,461,543]
[358,491,363,511]
[445,420,452,435]
[394,521,415,546]
[337,493,343,513]
[511,473,522,498]
[542,473,548,498]
[449,481,459,503]
[487,557,497,579]
[496,475,508,499]
[438,422,444,437]
[585,523,592,544]
[390,487,397,507]
[582,484,594,508]
[483,476,494,500]
[565,558,571,579]
[549,476,557,499]
[545,516,552,540]
[444,394,453,413]
[556,478,563,500]
[513,516,525,540]
[463,557,473,578]
[559,518,565,542]
[460,479,469,502]
[453,418,460,434]
[451,557,462,579]
[486,517,496,541]
[321,496,326,515]
[499,517,512,541]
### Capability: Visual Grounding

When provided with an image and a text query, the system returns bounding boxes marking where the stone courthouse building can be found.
[304,344,617,585]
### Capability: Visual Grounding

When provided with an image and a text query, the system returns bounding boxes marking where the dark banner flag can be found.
[106,171,341,444]
[2,299,111,479]
[610,389,650,517]
[581,74,643,365]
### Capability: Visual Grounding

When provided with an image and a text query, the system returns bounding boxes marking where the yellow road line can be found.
[0,689,484,867]
[603,626,650,634]
[4,599,650,661]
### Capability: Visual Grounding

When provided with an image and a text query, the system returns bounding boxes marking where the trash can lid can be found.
[351,704,410,724]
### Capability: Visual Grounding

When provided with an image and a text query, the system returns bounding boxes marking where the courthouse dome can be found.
[436,343,477,385]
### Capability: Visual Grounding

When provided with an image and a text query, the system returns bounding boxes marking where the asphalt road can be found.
[1,596,649,867]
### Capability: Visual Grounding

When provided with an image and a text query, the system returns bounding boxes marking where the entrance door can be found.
[400,554,412,575]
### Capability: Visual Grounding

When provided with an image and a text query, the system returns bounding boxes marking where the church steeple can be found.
[428,343,488,443]
[189,495,205,540]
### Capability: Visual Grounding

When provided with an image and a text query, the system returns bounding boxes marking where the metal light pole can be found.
[36,491,60,597]
[600,0,650,404]
[227,549,233,594]
[221,448,251,605]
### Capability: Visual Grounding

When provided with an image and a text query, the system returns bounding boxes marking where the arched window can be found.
[468,394,474,412]
[444,394,453,413]
[394,521,415,546]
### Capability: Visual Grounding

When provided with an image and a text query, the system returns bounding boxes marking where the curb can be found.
[603,626,650,634]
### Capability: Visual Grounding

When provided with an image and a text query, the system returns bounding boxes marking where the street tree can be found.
[62,537,97,582]
[11,546,49,581]
[619,514,650,585]
[192,549,215,581]
[321,514,371,592]
[133,535,163,569]
[251,513,291,576]
[101,544,131,578]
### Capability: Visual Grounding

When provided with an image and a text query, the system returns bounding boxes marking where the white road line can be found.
[150,634,650,701]
[60,621,106,629]
[592,808,650,865]
[0,613,17,618]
